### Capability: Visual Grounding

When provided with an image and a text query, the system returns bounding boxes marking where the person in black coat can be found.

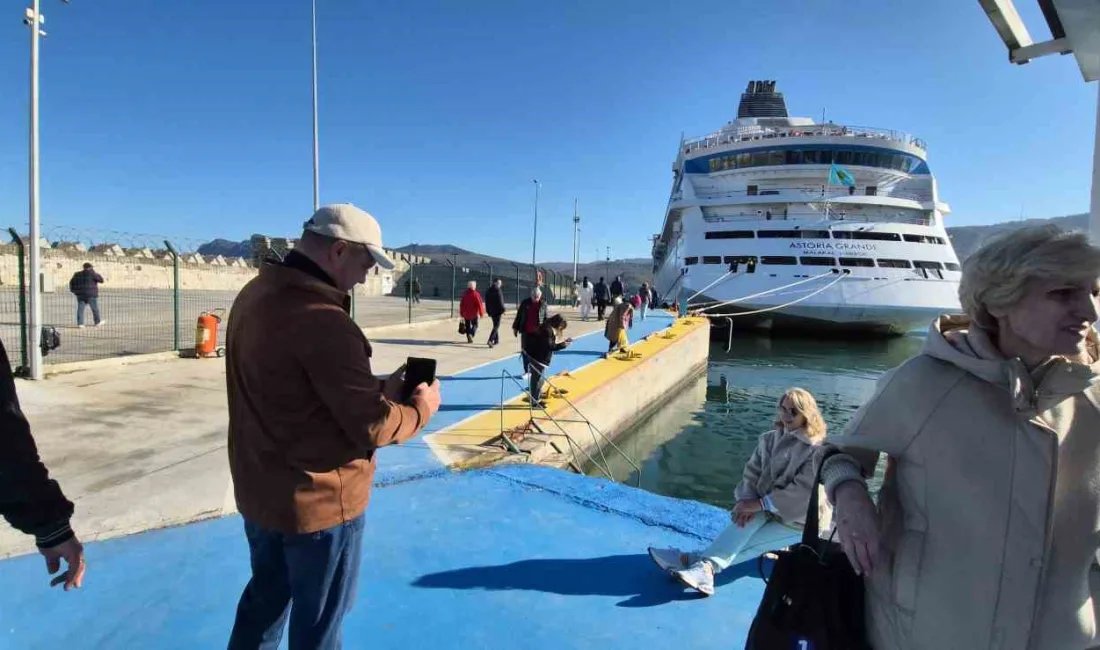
[524,314,572,406]
[610,275,624,299]
[512,287,549,375]
[484,279,506,348]
[593,277,611,321]
[69,262,104,327]
[0,338,85,590]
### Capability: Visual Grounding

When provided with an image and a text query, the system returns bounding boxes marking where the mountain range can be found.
[197,212,1091,286]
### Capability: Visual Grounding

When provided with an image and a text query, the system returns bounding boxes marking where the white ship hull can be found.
[652,80,963,337]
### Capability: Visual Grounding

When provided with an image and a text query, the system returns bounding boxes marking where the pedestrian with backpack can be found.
[69,263,104,328]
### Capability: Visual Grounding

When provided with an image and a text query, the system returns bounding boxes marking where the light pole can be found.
[605,246,611,281]
[571,198,580,282]
[23,0,65,380]
[311,0,320,212]
[531,179,540,286]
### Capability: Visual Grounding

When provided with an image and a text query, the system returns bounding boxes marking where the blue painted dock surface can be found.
[0,312,769,648]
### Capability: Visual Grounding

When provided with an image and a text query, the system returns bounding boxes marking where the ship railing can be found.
[682,124,926,155]
[687,185,933,203]
[700,210,932,226]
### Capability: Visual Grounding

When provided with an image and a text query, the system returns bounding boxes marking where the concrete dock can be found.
[0,308,764,649]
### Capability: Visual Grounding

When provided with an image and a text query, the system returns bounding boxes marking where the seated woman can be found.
[648,387,829,596]
[824,225,1100,650]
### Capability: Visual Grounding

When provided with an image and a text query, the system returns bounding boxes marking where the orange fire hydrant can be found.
[195,309,226,358]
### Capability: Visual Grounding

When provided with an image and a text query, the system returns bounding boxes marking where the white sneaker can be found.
[77,324,86,329]
[521,373,530,381]
[95,320,105,327]
[647,547,689,573]
[673,561,715,596]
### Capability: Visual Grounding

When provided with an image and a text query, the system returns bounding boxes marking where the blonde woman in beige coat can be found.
[648,388,829,596]
[824,225,1100,650]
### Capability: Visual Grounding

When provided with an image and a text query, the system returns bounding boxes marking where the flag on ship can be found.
[827,163,856,187]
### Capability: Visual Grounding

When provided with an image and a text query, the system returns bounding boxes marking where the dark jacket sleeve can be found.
[512,300,526,333]
[0,339,75,548]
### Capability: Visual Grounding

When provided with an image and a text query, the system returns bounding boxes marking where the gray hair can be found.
[959,225,1100,329]
[531,286,542,298]
[467,280,477,290]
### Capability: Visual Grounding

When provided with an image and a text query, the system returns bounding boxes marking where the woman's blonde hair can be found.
[959,225,1100,329]
[774,387,826,442]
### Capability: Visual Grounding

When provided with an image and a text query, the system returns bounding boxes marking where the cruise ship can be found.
[652,80,962,335]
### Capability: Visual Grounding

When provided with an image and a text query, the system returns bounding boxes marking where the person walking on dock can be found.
[513,286,548,379]
[610,275,624,300]
[604,296,634,355]
[0,337,86,592]
[648,387,828,596]
[593,277,611,321]
[524,314,573,406]
[637,283,651,321]
[226,203,441,650]
[459,280,487,344]
[485,278,506,347]
[69,262,104,328]
[578,277,594,321]
[411,277,422,304]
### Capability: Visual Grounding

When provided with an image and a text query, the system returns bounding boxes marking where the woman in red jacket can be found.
[459,280,487,343]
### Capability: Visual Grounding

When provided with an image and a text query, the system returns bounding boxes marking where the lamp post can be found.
[482,261,492,286]
[605,246,611,281]
[311,0,320,212]
[531,179,540,286]
[572,198,580,282]
[23,0,68,380]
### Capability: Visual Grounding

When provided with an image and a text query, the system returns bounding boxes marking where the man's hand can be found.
[731,498,762,528]
[40,537,85,591]
[563,338,574,345]
[412,379,442,417]
[383,364,406,402]
[834,481,882,577]
[513,330,518,338]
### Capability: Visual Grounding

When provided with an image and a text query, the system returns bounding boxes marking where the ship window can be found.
[877,259,912,268]
[839,257,875,267]
[802,150,820,164]
[684,257,699,266]
[787,150,804,165]
[750,152,769,167]
[760,256,797,265]
[757,230,799,238]
[914,261,943,270]
[865,186,878,196]
[944,262,960,271]
[705,230,755,239]
[747,185,759,196]
[820,150,835,164]
[724,256,756,264]
[703,256,723,265]
[836,151,854,165]
[737,153,751,168]
[768,150,786,165]
[800,256,836,266]
[834,230,902,241]
[903,234,946,244]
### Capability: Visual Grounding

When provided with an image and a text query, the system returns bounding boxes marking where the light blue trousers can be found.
[700,513,802,572]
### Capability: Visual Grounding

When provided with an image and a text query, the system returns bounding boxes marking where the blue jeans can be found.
[76,297,100,326]
[228,515,365,650]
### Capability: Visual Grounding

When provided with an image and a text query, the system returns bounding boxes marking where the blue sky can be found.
[0,0,1094,261]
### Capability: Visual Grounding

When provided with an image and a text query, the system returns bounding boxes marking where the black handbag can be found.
[458,321,467,335]
[745,448,870,650]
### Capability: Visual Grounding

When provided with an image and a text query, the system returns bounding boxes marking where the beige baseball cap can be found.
[303,203,396,270]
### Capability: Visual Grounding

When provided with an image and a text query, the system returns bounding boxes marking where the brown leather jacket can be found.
[226,262,431,534]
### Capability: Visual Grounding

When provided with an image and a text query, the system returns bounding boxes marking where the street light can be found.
[531,179,540,286]
[23,0,68,380]
[311,0,320,212]
[572,198,580,283]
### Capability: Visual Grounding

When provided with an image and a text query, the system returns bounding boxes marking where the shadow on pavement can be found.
[411,553,761,608]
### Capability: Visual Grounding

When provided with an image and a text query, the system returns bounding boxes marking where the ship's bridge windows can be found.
[761,256,797,265]
[876,259,912,268]
[832,230,902,242]
[703,256,723,265]
[758,229,830,239]
[705,230,755,239]
[944,262,961,271]
[800,256,837,266]
[839,257,876,267]
[684,257,699,266]
[913,261,943,270]
[724,256,757,265]
[903,234,946,245]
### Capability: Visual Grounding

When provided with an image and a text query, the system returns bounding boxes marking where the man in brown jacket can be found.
[226,204,441,650]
